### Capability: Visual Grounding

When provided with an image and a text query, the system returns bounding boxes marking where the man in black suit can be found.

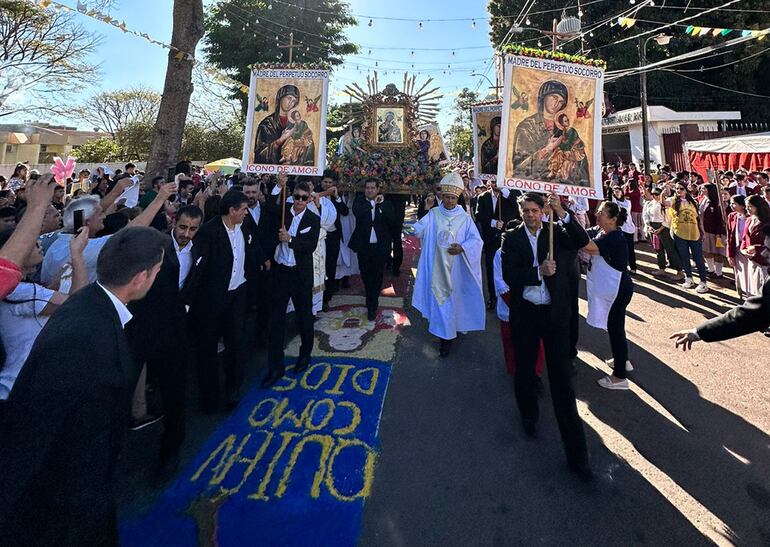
[242,178,279,344]
[263,181,321,388]
[384,192,408,275]
[350,179,397,321]
[671,226,770,348]
[126,205,203,480]
[476,183,520,309]
[186,190,269,412]
[501,192,592,480]
[320,171,349,310]
[0,227,167,546]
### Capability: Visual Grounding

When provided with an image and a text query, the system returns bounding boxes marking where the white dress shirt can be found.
[173,237,194,289]
[275,208,307,267]
[522,227,551,306]
[223,219,246,291]
[97,282,133,327]
[643,199,665,225]
[248,202,261,226]
[369,200,378,243]
[489,188,511,228]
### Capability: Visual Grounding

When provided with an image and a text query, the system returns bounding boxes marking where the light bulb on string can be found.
[255,18,259,24]
[471,19,476,29]
[418,21,423,30]
[578,9,583,16]
[452,51,455,56]
[525,17,531,25]
[537,40,542,46]
[411,50,414,55]
[267,3,272,9]
[368,49,371,55]
[590,31,594,36]
[317,16,322,23]
[629,0,635,4]
[368,18,373,27]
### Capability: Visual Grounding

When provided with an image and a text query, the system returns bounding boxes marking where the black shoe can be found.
[294,357,310,375]
[261,369,284,389]
[130,414,163,431]
[154,451,180,486]
[322,301,330,313]
[522,418,538,438]
[439,339,452,358]
[367,309,377,321]
[568,460,595,483]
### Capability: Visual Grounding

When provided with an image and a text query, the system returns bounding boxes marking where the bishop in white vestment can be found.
[412,172,485,356]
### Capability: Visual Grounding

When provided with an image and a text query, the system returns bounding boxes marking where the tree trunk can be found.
[145,0,204,180]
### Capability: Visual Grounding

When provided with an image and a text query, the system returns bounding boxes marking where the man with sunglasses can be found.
[263,181,321,388]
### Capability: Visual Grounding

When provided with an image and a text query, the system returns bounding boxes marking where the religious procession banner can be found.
[496,48,606,199]
[242,67,330,176]
[471,101,503,180]
[417,122,449,162]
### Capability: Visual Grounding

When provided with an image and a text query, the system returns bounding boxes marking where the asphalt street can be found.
[116,219,770,546]
[360,243,770,546]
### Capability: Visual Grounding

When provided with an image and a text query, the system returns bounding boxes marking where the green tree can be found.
[181,122,245,161]
[0,0,100,118]
[204,0,359,116]
[75,87,161,138]
[487,0,770,120]
[445,125,473,160]
[444,87,479,160]
[72,138,122,163]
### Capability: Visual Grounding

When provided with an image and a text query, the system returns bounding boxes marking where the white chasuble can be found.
[412,204,485,340]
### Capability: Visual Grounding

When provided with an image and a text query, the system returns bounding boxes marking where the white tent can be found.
[685,132,770,179]
[685,132,770,154]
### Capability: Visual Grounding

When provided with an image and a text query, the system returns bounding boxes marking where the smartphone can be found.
[73,209,84,232]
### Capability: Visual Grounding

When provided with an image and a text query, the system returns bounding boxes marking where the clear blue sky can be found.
[32,0,521,131]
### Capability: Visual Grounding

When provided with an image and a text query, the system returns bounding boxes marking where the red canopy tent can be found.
[686,132,770,180]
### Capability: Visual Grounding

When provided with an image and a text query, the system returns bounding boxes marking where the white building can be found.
[601,106,741,166]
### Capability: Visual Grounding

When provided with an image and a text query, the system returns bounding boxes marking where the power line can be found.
[662,70,770,98]
[668,47,769,72]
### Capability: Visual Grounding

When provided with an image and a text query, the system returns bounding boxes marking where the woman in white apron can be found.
[583,201,635,390]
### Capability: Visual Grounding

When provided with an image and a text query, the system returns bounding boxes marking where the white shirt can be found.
[320,196,337,232]
[223,220,246,291]
[97,282,133,327]
[522,226,551,306]
[173,237,194,289]
[275,207,307,267]
[41,234,111,288]
[492,249,510,322]
[369,200,378,243]
[643,199,665,224]
[248,202,261,226]
[0,282,55,399]
[489,188,511,228]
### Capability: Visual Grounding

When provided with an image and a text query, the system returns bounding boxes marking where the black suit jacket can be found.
[243,201,279,261]
[0,284,138,545]
[500,216,589,326]
[697,278,770,342]
[349,196,397,254]
[476,189,521,243]
[185,216,267,320]
[277,205,321,280]
[329,195,349,238]
[127,235,189,359]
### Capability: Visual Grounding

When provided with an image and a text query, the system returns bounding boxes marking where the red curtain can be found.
[688,151,770,181]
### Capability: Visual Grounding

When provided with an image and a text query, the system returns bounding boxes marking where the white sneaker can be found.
[681,277,695,289]
[605,359,634,372]
[696,282,709,294]
[597,376,630,390]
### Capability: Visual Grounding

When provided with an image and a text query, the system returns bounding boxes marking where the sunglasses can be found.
[677,187,687,191]
[292,194,310,201]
